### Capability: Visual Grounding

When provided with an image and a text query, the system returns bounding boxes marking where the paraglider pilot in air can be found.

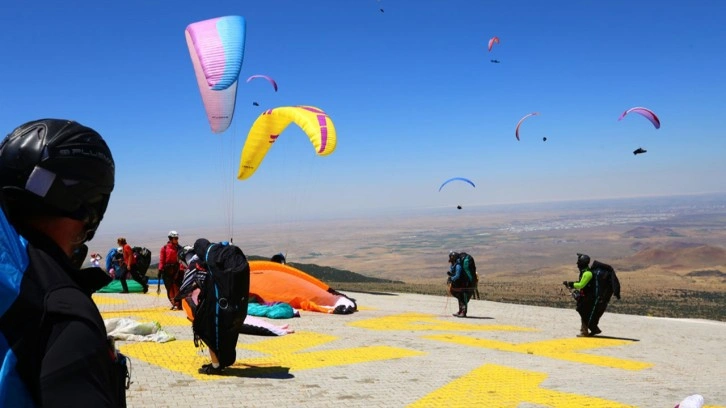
[633,147,646,155]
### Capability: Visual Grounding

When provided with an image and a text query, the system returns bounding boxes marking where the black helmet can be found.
[449,251,459,262]
[0,119,115,240]
[576,253,591,270]
[270,253,286,264]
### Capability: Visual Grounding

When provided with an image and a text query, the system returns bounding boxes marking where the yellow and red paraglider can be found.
[237,106,337,180]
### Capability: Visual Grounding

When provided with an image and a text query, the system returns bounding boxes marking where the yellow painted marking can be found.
[119,331,424,381]
[102,307,191,328]
[91,294,127,305]
[349,312,535,332]
[409,364,635,408]
[424,334,652,370]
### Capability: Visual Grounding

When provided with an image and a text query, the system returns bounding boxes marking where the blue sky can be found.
[2,0,725,244]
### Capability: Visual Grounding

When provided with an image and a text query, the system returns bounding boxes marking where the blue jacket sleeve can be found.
[450,263,462,282]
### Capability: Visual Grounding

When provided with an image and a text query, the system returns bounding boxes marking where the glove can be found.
[567,281,575,289]
[562,281,569,288]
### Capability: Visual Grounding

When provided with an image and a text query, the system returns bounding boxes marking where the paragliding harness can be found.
[192,242,249,367]
[565,260,621,302]
[132,246,152,277]
[590,260,621,302]
[450,253,478,296]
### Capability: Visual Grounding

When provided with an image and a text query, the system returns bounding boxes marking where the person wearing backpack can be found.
[158,230,183,309]
[117,237,148,294]
[447,251,476,317]
[564,253,601,337]
[0,119,127,406]
[191,238,250,375]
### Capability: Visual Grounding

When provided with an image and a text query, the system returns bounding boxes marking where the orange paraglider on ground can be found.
[248,261,357,314]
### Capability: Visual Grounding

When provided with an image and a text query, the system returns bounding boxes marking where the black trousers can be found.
[119,264,148,293]
[450,285,472,313]
[578,294,611,330]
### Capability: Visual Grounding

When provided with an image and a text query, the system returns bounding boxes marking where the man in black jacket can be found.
[0,119,126,406]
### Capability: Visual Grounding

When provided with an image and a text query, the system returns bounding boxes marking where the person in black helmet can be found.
[563,253,600,337]
[0,119,126,406]
[270,252,286,264]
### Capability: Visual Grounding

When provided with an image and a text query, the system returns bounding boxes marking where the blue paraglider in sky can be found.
[438,177,476,192]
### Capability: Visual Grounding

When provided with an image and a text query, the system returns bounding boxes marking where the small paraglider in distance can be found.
[457,205,462,210]
[379,8,384,13]
[246,74,278,92]
[633,147,647,155]
[514,112,540,141]
[488,36,499,52]
[618,106,660,129]
[252,101,259,106]
[542,137,547,142]
[490,59,500,63]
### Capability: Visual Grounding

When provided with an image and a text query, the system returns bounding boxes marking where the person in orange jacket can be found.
[117,237,148,293]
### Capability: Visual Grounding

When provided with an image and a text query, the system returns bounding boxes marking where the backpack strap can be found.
[204,243,220,351]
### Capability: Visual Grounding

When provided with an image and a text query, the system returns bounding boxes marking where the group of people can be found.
[447,250,618,337]
[0,118,252,406]
[0,117,623,406]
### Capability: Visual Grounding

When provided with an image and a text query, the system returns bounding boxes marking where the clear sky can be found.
[2,0,725,244]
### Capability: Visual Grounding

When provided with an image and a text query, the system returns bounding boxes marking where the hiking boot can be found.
[577,323,590,337]
[590,326,602,336]
[198,364,224,375]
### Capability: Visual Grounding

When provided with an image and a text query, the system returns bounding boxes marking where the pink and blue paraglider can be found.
[185,16,246,134]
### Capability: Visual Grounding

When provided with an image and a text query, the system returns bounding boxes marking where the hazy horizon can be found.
[88,191,726,279]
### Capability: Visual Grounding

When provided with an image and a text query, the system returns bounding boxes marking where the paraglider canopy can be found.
[438,177,476,192]
[185,15,246,134]
[488,36,499,52]
[515,112,540,141]
[237,106,337,180]
[246,74,278,92]
[618,107,660,129]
